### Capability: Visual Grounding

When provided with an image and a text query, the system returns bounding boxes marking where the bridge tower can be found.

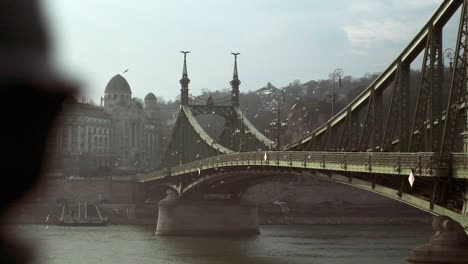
[180,51,190,106]
[158,52,274,168]
[151,53,275,236]
[230,53,240,107]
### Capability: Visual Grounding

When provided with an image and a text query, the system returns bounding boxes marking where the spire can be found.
[180,51,190,105]
[230,52,241,107]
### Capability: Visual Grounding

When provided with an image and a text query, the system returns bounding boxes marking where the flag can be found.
[123,69,129,74]
[408,171,415,187]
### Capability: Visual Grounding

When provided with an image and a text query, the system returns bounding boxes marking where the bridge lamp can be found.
[330,68,344,118]
[443,48,454,72]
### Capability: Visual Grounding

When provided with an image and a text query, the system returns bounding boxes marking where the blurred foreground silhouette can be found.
[0,0,75,262]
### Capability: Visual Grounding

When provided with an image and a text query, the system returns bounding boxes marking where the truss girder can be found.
[159,106,234,169]
[409,26,443,152]
[217,107,274,152]
[189,105,235,119]
[441,0,468,155]
[358,88,376,151]
[160,104,274,169]
[284,0,463,152]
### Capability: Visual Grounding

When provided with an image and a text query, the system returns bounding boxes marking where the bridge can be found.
[139,0,468,236]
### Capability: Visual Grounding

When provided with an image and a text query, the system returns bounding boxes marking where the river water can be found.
[16,224,432,264]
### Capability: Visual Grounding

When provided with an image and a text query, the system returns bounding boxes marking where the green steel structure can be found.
[140,152,468,227]
[142,0,468,228]
[159,52,274,169]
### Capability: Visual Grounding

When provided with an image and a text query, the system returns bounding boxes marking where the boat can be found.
[58,201,107,226]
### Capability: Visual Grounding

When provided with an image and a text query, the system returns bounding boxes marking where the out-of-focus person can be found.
[0,0,75,262]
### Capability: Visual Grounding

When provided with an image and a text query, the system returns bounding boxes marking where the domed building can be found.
[144,92,158,118]
[102,74,161,169]
[103,74,132,112]
[47,74,161,177]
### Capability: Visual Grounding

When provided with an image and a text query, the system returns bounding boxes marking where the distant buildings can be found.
[47,74,161,177]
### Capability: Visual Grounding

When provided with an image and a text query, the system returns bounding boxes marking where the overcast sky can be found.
[42,0,455,102]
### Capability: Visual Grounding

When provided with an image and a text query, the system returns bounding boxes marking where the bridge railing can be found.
[452,153,468,178]
[139,151,458,182]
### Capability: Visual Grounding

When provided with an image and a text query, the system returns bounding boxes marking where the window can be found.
[93,137,98,153]
[71,126,78,152]
[104,137,108,152]
[99,137,103,152]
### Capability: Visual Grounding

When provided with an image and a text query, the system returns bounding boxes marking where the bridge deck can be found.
[139,152,467,182]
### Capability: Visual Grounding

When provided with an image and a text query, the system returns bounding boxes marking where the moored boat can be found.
[58,201,107,226]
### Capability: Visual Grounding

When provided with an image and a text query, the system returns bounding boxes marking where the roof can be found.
[104,74,131,94]
[66,102,112,119]
[80,106,111,119]
[144,92,157,101]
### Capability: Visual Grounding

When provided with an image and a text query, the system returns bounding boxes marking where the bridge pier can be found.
[406,216,468,263]
[155,191,259,236]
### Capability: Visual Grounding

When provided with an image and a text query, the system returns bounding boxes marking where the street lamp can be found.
[443,48,454,72]
[330,68,344,118]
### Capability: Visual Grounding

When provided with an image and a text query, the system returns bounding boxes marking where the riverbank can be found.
[259,203,431,225]
[6,203,158,225]
[261,216,431,225]
[5,202,431,226]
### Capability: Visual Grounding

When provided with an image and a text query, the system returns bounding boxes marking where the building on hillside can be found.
[46,74,161,177]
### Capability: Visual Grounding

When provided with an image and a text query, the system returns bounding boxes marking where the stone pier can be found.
[155,192,259,236]
[406,216,468,263]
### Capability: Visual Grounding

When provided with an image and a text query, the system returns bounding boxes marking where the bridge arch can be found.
[177,166,465,226]
[141,150,467,227]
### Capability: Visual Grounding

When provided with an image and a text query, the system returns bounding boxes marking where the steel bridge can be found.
[140,0,468,228]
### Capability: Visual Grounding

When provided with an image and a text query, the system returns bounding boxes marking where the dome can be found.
[144,92,157,102]
[104,74,132,94]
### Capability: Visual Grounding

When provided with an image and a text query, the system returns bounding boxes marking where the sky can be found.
[41,0,453,102]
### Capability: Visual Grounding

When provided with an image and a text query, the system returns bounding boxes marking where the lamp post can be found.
[330,68,344,118]
[443,48,454,72]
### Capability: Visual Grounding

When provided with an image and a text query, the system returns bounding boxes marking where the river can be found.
[15,224,433,264]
